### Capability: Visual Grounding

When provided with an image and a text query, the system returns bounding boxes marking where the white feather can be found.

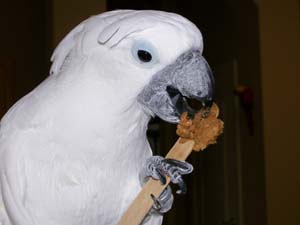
[0,10,203,225]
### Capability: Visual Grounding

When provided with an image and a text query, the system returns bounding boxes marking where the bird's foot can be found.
[150,186,173,214]
[140,155,193,213]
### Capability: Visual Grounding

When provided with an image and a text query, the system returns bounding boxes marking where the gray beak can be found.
[138,50,214,123]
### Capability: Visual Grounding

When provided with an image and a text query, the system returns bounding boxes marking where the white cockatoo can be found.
[0,10,214,225]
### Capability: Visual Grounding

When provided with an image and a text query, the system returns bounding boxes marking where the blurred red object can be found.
[235,85,254,135]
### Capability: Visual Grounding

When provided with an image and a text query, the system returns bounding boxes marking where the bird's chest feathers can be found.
[41,112,150,180]
[22,109,151,222]
[17,78,152,220]
[30,98,150,181]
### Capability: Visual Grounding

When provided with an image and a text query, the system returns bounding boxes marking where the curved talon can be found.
[155,168,167,185]
[159,158,192,195]
[150,194,162,211]
[150,186,174,214]
[163,158,193,174]
[175,177,187,194]
[140,156,193,197]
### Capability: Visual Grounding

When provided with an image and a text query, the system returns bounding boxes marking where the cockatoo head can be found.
[50,10,214,123]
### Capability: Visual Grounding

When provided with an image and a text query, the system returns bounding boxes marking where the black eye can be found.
[137,50,152,63]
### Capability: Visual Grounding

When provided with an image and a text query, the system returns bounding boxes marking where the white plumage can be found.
[0,10,205,225]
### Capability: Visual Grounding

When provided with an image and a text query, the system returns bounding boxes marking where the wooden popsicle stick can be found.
[116,138,195,225]
[117,103,223,225]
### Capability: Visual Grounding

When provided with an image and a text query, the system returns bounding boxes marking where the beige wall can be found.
[52,0,106,46]
[258,0,300,224]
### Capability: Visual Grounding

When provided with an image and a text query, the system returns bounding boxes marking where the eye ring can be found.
[132,40,158,65]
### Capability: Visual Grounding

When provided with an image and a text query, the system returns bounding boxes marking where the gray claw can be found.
[163,158,193,174]
[175,177,187,194]
[160,158,192,195]
[155,168,166,185]
[150,194,162,211]
[150,186,174,214]
[140,156,193,196]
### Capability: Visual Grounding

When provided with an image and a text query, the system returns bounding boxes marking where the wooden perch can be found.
[117,103,224,225]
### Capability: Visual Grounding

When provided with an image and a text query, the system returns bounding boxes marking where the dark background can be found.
[0,0,299,225]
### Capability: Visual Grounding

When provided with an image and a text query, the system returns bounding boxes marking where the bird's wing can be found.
[0,140,36,225]
[50,22,85,76]
[0,93,40,225]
